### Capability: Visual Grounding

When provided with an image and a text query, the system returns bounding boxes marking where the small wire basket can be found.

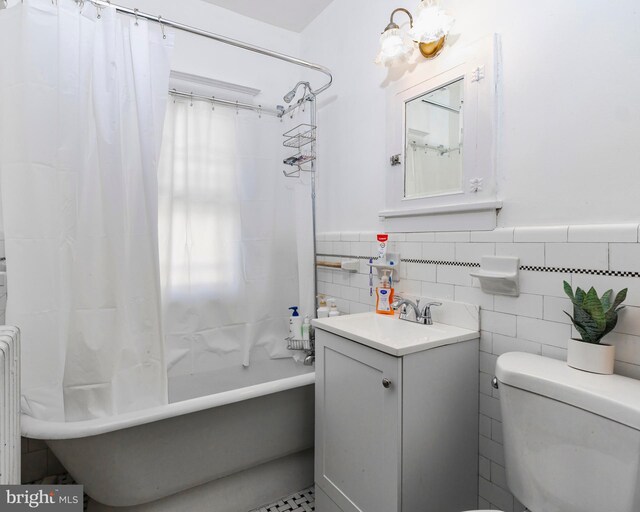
[286,337,313,351]
[283,123,316,149]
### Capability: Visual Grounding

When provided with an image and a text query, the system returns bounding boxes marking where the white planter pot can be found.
[566,338,615,374]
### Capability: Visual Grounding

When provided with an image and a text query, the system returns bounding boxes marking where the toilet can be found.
[466,351,640,512]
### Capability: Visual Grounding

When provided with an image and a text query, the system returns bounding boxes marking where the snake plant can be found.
[563,281,627,344]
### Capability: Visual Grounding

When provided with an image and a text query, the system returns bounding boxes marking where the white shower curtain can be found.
[158,100,301,378]
[0,0,173,420]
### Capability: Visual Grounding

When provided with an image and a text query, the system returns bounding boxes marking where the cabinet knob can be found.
[382,378,391,389]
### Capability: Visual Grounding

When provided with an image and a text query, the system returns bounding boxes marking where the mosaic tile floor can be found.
[250,486,315,512]
[34,473,313,512]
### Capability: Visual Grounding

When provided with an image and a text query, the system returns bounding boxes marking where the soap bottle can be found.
[317,296,329,318]
[376,270,395,315]
[301,316,311,349]
[328,299,340,317]
[288,306,302,339]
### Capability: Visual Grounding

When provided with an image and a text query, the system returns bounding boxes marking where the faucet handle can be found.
[390,296,404,310]
[391,297,413,321]
[421,301,442,312]
[419,301,442,325]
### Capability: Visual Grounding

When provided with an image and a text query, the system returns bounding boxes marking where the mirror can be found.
[404,77,464,198]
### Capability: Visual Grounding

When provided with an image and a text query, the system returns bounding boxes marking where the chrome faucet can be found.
[391,297,442,325]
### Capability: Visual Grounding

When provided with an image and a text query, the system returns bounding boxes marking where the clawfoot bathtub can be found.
[22,360,315,512]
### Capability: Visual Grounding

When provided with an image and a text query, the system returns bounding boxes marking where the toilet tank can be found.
[495,352,640,512]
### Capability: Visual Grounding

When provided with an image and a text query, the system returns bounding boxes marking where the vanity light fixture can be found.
[376,0,454,66]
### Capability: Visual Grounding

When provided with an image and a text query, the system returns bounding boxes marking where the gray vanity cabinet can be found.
[314,329,478,512]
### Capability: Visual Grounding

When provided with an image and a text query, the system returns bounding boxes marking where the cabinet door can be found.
[315,330,402,512]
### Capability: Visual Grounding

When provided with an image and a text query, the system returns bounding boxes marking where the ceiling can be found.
[202,0,335,32]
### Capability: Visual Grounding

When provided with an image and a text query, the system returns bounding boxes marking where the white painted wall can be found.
[71,0,302,107]
[301,0,640,232]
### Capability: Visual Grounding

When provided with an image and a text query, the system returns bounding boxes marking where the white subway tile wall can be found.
[316,224,640,511]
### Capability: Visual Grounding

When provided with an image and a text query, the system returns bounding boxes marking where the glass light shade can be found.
[375,28,415,66]
[409,0,454,43]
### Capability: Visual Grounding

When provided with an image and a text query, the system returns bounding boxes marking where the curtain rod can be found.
[82,0,333,97]
[169,89,280,116]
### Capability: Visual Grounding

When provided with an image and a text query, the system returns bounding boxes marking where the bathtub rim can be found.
[22,371,315,440]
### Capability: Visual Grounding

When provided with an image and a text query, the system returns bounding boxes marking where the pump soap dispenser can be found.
[288,306,302,339]
[376,270,395,315]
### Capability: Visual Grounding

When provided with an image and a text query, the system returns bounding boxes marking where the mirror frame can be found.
[383,35,501,232]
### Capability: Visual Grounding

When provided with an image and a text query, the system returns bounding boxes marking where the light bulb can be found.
[409,0,454,44]
[375,28,415,66]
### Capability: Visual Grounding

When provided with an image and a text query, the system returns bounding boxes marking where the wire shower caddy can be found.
[282,123,316,178]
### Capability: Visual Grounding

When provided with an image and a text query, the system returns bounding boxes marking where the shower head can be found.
[283,81,311,104]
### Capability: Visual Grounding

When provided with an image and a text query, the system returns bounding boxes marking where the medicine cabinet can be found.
[383,35,501,231]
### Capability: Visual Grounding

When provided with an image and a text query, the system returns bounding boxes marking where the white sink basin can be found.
[312,312,479,356]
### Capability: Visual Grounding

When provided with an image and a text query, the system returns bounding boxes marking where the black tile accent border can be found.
[520,265,640,278]
[403,258,480,267]
[316,254,640,278]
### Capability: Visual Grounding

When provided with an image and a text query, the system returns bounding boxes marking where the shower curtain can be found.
[158,100,301,378]
[0,0,173,420]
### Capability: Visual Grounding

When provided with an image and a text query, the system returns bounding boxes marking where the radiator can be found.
[0,326,20,484]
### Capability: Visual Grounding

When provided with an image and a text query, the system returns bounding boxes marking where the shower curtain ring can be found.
[211,96,215,111]
[236,101,239,115]
[189,92,193,107]
[158,16,167,39]
[95,3,101,18]
[134,8,139,26]
[258,105,262,119]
